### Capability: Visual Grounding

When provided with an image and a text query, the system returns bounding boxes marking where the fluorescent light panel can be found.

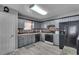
[30,5,47,15]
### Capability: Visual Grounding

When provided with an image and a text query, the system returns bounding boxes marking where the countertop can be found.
[18,33,53,35]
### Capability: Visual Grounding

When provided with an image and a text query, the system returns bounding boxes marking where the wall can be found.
[41,16,79,45]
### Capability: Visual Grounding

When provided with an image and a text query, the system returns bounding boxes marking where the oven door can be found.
[45,34,53,42]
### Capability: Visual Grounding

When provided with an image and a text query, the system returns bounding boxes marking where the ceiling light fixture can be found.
[30,4,47,15]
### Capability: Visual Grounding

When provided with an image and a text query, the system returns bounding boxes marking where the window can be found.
[24,21,32,30]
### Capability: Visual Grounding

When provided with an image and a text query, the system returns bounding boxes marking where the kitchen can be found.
[0,4,79,55]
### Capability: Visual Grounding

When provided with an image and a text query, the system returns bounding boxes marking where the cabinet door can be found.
[29,35,32,44]
[18,36,24,48]
[0,12,17,54]
[27,35,30,44]
[23,35,27,45]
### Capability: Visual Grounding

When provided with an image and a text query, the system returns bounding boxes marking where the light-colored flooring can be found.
[9,41,76,55]
[62,46,76,55]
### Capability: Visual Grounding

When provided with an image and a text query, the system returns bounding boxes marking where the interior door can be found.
[0,12,17,54]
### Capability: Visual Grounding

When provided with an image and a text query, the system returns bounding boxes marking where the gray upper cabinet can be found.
[18,19,25,28]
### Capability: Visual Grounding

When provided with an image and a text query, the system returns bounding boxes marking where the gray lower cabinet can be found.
[18,36,24,47]
[24,36,28,45]
[18,34,35,48]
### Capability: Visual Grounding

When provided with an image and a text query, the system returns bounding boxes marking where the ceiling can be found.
[3,4,79,21]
